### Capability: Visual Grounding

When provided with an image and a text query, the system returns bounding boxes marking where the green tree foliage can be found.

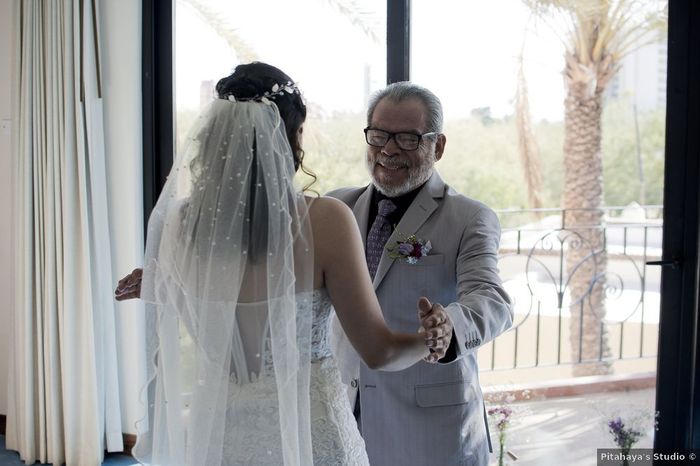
[292,101,664,209]
[601,99,666,206]
[296,111,370,195]
[438,118,528,209]
[175,102,664,209]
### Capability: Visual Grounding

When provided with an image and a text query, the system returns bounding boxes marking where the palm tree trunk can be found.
[563,65,613,376]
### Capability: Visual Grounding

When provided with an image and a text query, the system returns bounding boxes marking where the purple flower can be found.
[398,243,414,255]
[386,234,432,264]
[608,416,642,450]
[488,406,513,432]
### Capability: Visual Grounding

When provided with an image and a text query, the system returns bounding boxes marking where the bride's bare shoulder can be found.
[305,195,352,217]
[305,196,356,236]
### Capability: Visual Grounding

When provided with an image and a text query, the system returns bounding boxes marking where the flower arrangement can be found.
[608,416,643,453]
[488,406,513,466]
[386,234,432,264]
[600,407,656,466]
[485,388,530,465]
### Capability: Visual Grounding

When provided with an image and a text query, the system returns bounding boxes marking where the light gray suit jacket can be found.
[328,172,513,466]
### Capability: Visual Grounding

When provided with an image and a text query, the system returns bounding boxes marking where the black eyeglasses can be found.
[363,128,438,151]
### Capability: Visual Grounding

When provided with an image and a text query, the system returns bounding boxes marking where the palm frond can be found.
[515,49,545,210]
[323,0,382,44]
[183,0,258,64]
[524,0,667,64]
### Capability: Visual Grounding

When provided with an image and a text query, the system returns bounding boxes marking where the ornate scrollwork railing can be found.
[482,205,662,372]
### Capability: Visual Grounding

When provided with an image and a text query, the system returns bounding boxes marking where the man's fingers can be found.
[115,287,140,301]
[117,269,142,289]
[115,290,135,301]
[423,315,441,328]
[422,309,448,328]
[115,269,143,302]
[424,348,446,363]
[425,334,447,348]
[426,336,449,350]
[417,297,432,317]
[118,274,136,289]
[116,280,136,293]
[428,321,454,338]
[419,299,452,363]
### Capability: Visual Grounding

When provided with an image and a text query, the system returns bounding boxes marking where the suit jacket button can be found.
[350,379,358,388]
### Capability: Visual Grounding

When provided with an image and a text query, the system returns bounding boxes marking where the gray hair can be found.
[366,81,444,133]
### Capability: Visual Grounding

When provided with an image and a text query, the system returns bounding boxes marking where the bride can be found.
[117,62,438,465]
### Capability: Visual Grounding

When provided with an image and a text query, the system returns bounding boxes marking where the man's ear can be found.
[434,134,446,161]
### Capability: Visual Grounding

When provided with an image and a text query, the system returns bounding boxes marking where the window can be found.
[174,0,386,194]
[144,0,700,458]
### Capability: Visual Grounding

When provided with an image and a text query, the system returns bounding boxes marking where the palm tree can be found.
[522,0,666,376]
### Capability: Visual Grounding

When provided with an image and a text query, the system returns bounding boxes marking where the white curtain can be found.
[7,1,123,465]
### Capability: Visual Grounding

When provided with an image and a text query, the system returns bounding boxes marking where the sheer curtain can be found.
[7,1,123,465]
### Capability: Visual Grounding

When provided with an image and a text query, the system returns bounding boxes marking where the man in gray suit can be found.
[328,82,513,466]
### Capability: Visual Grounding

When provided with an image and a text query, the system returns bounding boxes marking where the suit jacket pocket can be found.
[414,381,472,408]
[397,253,444,267]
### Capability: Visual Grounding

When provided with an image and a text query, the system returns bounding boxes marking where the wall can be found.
[0,1,147,434]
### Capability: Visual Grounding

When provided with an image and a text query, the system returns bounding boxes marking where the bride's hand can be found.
[115,268,143,301]
[417,297,454,363]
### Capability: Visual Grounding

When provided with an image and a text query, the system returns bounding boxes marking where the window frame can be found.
[142,0,700,451]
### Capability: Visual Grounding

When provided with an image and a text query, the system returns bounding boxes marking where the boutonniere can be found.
[386,234,432,264]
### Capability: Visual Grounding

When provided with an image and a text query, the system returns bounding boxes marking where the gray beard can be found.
[368,156,435,197]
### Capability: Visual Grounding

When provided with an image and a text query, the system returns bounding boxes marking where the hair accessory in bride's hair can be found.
[225,81,301,106]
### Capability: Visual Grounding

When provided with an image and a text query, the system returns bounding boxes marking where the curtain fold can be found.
[8,1,123,465]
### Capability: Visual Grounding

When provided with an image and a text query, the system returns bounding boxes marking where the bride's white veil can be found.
[134,98,314,465]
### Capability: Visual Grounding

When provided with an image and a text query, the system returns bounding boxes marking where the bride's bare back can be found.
[305,196,428,371]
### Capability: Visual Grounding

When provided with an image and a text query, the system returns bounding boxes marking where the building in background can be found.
[605,41,668,111]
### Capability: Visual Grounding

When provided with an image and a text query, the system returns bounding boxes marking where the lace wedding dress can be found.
[223,289,370,465]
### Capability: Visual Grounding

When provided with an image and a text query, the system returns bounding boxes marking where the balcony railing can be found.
[482,205,663,373]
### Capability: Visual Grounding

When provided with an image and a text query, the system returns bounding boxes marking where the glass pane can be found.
[174,0,385,193]
[412,2,666,464]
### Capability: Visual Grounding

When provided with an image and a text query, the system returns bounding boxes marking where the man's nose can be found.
[381,135,401,156]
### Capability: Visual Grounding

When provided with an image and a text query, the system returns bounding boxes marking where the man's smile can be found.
[376,160,409,171]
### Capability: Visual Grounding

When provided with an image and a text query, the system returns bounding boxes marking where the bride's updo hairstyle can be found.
[215,62,308,173]
[214,62,315,263]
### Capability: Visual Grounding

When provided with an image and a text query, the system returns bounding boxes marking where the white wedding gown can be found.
[222,289,370,465]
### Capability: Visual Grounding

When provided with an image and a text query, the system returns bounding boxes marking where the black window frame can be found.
[142,0,700,451]
[653,0,700,452]
[142,0,173,233]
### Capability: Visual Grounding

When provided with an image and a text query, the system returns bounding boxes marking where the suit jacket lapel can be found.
[352,185,373,251]
[372,172,446,289]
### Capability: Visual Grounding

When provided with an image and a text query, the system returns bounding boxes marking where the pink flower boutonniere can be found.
[386,234,432,264]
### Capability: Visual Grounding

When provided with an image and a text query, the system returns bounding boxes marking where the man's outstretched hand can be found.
[115,268,143,301]
[418,297,454,363]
